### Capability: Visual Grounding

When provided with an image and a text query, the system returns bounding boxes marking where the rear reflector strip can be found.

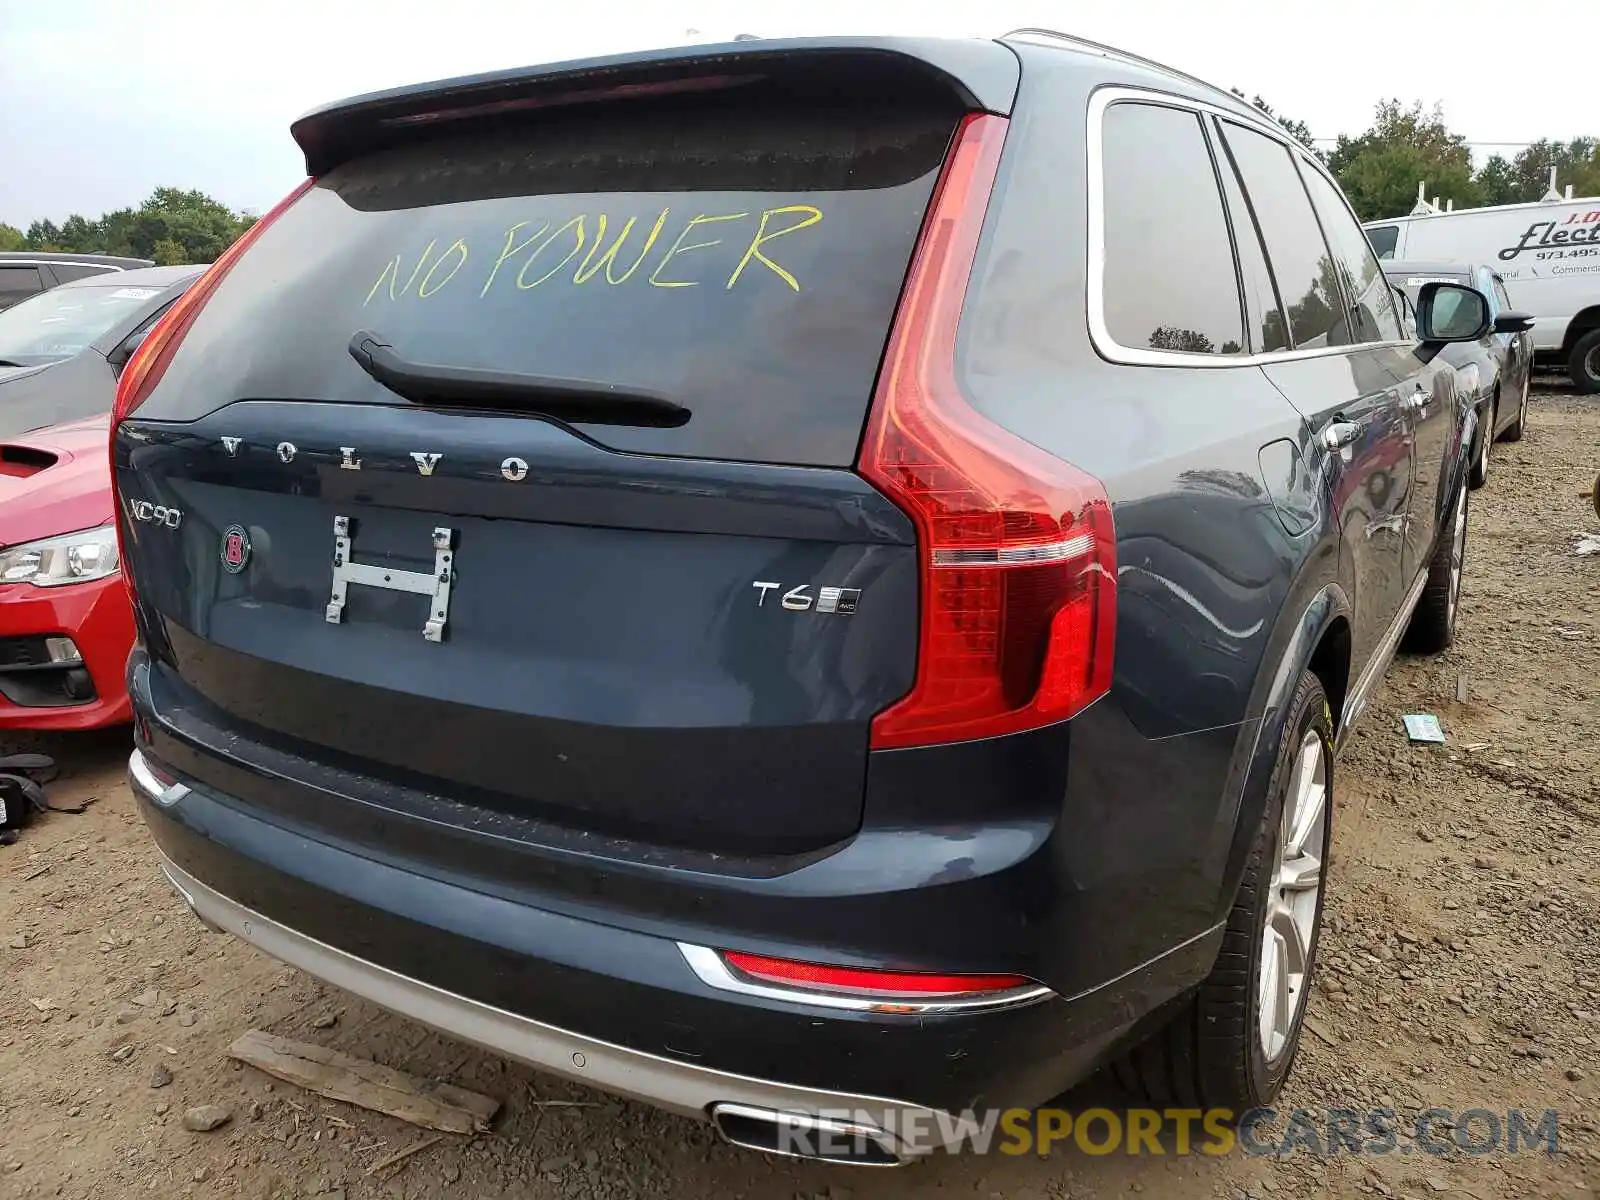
[679,944,1052,1013]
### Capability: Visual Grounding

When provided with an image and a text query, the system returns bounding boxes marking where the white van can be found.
[1365,196,1600,391]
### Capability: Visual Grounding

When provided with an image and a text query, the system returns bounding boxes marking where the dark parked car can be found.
[0,265,204,438]
[1384,261,1536,488]
[116,32,1491,1163]
[0,252,154,311]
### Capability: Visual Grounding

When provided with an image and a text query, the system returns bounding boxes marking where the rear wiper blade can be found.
[348,330,689,428]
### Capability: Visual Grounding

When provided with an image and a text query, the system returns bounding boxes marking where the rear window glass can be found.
[1365,225,1399,259]
[0,283,160,364]
[1386,273,1470,308]
[148,102,958,466]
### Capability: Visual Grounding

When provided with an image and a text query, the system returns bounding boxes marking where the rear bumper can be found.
[130,742,1222,1151]
[0,575,133,730]
[153,851,944,1160]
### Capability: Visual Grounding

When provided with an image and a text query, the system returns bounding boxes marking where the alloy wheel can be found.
[1258,728,1328,1062]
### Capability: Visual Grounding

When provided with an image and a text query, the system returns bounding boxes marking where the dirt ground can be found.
[3,381,1597,1200]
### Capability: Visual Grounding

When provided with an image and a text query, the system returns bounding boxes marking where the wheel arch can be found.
[1562,305,1600,354]
[1210,574,1351,927]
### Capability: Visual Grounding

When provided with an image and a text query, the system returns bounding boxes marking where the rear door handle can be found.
[1319,420,1361,451]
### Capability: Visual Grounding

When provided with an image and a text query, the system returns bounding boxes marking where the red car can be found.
[0,415,133,729]
[0,265,201,732]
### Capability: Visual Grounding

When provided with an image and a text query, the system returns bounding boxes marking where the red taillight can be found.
[111,178,316,426]
[857,113,1116,751]
[722,950,1029,997]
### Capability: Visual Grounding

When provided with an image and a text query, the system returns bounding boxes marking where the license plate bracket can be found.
[325,515,456,642]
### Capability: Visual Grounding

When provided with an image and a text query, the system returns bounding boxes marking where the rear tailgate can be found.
[115,46,1015,857]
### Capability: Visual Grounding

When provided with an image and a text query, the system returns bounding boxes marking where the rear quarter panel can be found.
[955,47,1348,981]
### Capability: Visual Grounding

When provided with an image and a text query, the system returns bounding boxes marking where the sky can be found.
[0,0,1590,228]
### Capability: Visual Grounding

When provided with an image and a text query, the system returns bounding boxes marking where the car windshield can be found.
[0,283,162,365]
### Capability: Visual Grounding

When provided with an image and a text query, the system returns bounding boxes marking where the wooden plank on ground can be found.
[228,1029,500,1134]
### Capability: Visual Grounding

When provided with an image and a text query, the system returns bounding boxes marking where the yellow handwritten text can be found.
[479,222,548,298]
[364,239,438,306]
[572,211,672,285]
[418,239,468,297]
[367,204,827,306]
[726,205,823,291]
[649,212,749,288]
[516,217,588,290]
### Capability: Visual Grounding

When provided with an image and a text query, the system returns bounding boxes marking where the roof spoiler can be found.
[290,37,1020,177]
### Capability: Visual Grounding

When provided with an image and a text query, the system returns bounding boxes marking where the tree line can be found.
[1235,92,1598,221]
[2,99,1596,260]
[0,188,256,265]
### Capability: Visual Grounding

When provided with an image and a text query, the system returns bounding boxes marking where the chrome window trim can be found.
[1085,85,1413,369]
[677,943,1054,1014]
[0,260,127,272]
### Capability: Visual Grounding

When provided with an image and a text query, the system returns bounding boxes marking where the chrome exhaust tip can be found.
[709,1103,909,1166]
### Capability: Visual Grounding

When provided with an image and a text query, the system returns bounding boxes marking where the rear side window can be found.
[1298,165,1405,343]
[1366,225,1399,259]
[142,101,959,467]
[1100,102,1246,355]
[0,266,43,309]
[1210,118,1289,354]
[1218,120,1351,350]
[51,264,113,283]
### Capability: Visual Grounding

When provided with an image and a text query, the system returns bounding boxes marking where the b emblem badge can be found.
[220,524,251,574]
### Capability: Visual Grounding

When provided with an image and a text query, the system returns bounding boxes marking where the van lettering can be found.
[1498,221,1555,261]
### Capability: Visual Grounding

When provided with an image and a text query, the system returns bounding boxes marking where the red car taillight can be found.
[111,177,316,426]
[857,113,1116,751]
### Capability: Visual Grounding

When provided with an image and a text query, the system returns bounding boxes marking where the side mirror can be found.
[1416,282,1491,344]
[1493,310,1535,335]
[107,326,151,372]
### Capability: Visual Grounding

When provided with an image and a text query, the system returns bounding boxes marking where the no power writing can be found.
[365,205,826,305]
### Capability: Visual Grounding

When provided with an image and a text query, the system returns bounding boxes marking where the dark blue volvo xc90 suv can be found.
[113,30,1502,1164]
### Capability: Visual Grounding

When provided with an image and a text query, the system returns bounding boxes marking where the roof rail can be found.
[1000,27,1234,101]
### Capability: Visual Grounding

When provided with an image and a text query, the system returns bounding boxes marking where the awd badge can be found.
[220,524,252,574]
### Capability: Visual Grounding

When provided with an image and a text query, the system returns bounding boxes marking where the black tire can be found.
[1569,328,1600,396]
[1467,398,1493,490]
[1500,371,1529,443]
[1111,670,1334,1113]
[1404,481,1469,654]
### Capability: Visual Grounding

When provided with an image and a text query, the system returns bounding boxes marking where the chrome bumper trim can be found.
[678,942,1053,1013]
[150,849,946,1157]
[128,748,190,807]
